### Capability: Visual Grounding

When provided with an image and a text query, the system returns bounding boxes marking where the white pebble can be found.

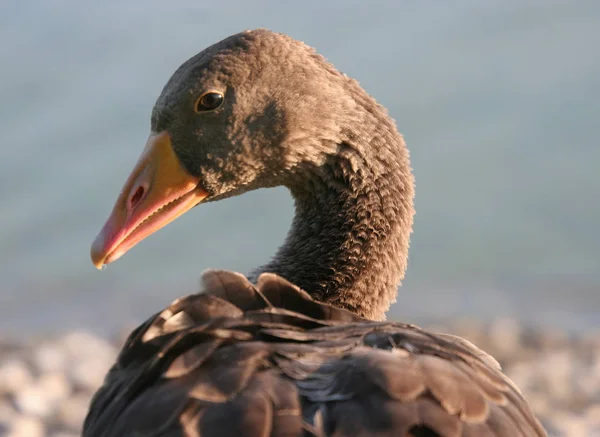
[39,372,72,403]
[593,350,600,379]
[69,359,111,392]
[542,350,573,400]
[51,432,80,437]
[585,404,600,426]
[576,369,600,400]
[4,415,45,437]
[56,393,92,432]
[505,361,534,393]
[537,327,570,350]
[520,391,550,417]
[0,400,18,422]
[33,343,68,373]
[488,317,521,359]
[60,331,117,363]
[13,372,70,418]
[14,384,53,417]
[0,359,33,394]
[546,412,589,437]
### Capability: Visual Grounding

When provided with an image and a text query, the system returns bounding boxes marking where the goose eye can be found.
[195,92,224,112]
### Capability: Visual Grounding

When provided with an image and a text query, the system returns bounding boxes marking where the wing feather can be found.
[83,271,546,437]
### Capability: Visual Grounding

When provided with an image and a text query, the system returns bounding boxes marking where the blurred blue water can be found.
[0,0,598,335]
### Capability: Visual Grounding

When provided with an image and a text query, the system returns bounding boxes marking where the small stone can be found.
[5,415,45,437]
[69,359,110,392]
[13,373,70,418]
[505,361,535,394]
[585,404,600,426]
[580,330,600,351]
[0,359,33,394]
[519,391,550,417]
[545,411,589,437]
[38,372,71,403]
[33,342,68,373]
[0,400,18,422]
[593,350,600,379]
[61,332,116,393]
[56,393,91,432]
[60,331,117,363]
[575,369,600,401]
[487,317,522,360]
[50,432,80,437]
[537,327,571,350]
[15,384,54,417]
[541,350,573,400]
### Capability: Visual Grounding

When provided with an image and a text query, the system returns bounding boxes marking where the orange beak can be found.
[90,131,209,269]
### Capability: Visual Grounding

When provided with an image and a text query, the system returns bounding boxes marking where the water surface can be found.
[1,1,599,335]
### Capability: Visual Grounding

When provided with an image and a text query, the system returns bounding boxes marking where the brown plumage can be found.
[84,271,545,437]
[86,29,547,436]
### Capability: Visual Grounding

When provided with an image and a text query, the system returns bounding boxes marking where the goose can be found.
[86,29,546,437]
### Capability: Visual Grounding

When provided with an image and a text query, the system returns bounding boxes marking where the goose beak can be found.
[90,131,209,269]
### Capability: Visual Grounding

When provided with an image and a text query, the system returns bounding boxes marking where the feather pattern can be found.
[83,270,545,437]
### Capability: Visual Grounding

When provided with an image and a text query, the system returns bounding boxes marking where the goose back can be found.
[83,270,546,437]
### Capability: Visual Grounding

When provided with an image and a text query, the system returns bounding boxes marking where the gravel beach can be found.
[1,319,599,437]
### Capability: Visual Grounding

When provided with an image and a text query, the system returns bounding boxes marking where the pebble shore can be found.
[1,319,598,437]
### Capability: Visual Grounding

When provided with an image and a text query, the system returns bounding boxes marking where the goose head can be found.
[91,29,363,268]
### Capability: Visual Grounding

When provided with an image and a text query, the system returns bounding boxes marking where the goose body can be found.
[86,29,546,436]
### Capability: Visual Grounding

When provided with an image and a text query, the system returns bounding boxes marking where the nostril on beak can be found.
[129,186,145,211]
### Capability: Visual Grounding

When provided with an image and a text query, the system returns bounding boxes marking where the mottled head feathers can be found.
[153,29,415,319]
